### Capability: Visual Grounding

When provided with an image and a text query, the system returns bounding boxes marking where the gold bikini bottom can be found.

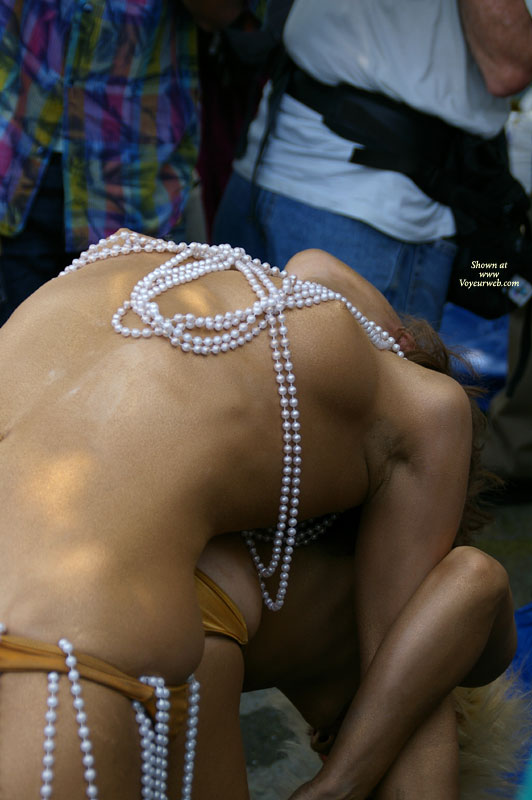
[0,568,248,735]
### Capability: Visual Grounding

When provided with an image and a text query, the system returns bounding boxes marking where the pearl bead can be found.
[61,233,405,613]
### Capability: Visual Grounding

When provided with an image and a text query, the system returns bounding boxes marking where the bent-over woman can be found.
[0,232,480,798]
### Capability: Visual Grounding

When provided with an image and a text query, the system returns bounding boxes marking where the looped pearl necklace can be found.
[61,230,405,611]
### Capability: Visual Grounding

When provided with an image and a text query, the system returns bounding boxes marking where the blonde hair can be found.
[454,670,532,799]
[278,671,532,799]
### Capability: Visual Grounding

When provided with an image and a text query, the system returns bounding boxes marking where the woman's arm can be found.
[289,376,474,800]
[287,542,516,800]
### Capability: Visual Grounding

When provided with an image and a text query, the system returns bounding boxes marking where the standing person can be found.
[0,232,475,797]
[482,103,532,503]
[0,0,246,326]
[214,0,532,328]
[483,302,532,501]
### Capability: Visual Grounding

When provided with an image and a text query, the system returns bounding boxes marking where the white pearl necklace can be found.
[62,230,405,610]
[0,623,199,800]
[133,674,200,800]
[245,512,339,549]
[57,638,99,799]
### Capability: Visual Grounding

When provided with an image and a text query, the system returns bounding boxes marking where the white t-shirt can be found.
[235,0,510,242]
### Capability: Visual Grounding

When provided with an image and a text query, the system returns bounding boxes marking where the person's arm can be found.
[294,544,516,800]
[289,375,473,800]
[181,0,245,31]
[459,0,532,96]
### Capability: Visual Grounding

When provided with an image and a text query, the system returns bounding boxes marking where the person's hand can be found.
[310,722,342,758]
[286,780,332,800]
[287,780,373,800]
[286,776,353,800]
[286,714,361,800]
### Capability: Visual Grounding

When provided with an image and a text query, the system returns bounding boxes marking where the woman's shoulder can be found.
[379,355,472,468]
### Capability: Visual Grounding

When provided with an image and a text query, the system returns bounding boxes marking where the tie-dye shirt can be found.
[0,0,200,250]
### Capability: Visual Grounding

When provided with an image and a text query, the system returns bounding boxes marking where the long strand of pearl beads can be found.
[136,675,171,800]
[134,701,158,799]
[248,511,339,548]
[0,627,61,800]
[242,307,301,611]
[181,676,200,800]
[59,232,181,277]
[1,626,59,800]
[58,638,99,800]
[60,232,405,610]
[152,677,169,799]
[40,671,60,798]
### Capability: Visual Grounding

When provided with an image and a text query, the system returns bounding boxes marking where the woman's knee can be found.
[446,546,511,606]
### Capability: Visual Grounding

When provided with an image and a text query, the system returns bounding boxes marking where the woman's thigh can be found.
[172,636,249,800]
[0,672,145,798]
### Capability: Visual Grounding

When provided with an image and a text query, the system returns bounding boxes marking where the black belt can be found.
[284,63,532,319]
[285,64,529,238]
[286,66,453,175]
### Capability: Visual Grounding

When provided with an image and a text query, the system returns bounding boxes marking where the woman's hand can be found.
[287,779,339,800]
[286,773,360,800]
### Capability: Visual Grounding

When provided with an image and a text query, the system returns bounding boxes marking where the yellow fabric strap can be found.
[0,634,187,734]
[0,572,247,734]
[195,568,248,646]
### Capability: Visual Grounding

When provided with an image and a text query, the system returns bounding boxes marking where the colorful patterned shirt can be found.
[0,0,200,251]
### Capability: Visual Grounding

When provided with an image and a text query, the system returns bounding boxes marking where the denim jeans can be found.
[0,156,80,326]
[0,154,186,327]
[214,172,457,329]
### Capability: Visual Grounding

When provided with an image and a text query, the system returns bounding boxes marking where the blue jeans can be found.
[0,156,80,327]
[213,172,456,329]
[0,154,186,327]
